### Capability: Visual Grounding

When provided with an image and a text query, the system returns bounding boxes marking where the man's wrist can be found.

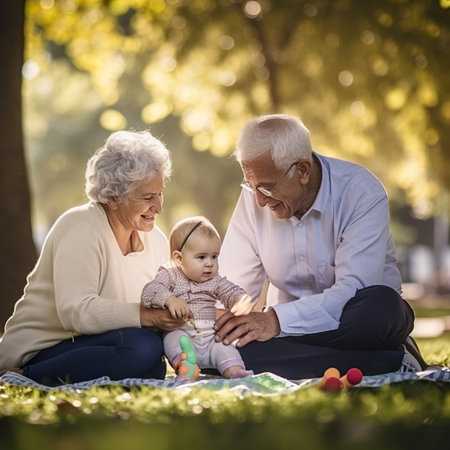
[266,307,281,336]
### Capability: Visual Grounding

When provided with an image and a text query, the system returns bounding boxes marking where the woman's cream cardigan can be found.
[0,202,168,369]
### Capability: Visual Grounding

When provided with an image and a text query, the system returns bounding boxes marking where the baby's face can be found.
[179,234,221,283]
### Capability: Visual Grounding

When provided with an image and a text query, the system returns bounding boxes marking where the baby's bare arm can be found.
[231,294,254,316]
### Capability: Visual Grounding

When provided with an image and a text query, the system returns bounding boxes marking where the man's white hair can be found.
[235,114,313,170]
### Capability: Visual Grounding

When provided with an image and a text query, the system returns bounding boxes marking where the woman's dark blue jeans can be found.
[22,327,165,386]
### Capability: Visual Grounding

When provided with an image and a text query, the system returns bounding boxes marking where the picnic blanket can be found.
[1,366,450,395]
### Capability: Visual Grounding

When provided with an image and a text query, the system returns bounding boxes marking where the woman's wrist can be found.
[139,304,156,328]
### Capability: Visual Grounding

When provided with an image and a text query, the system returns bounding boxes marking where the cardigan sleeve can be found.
[141,266,176,309]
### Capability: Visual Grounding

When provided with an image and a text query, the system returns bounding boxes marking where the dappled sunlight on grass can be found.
[1,380,450,449]
[1,378,450,429]
[1,335,449,449]
[416,334,450,366]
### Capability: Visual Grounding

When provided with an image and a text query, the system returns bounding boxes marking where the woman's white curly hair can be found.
[85,130,172,204]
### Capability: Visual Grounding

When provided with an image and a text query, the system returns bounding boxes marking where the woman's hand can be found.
[213,307,281,348]
[140,304,186,331]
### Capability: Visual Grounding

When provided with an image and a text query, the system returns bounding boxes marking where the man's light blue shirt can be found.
[219,153,402,336]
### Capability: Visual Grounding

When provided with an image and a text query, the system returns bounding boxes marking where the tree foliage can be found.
[26,0,450,218]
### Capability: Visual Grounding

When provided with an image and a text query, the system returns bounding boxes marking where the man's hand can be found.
[213,307,281,348]
[165,296,193,319]
[140,304,186,331]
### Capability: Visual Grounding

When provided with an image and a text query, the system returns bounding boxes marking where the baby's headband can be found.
[179,221,202,251]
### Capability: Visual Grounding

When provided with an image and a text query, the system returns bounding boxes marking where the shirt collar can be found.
[307,151,329,216]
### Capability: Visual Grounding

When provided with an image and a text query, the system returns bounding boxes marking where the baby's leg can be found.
[164,330,200,381]
[163,330,188,368]
[209,341,254,379]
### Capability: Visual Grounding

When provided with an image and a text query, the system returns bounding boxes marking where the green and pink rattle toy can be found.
[175,335,201,381]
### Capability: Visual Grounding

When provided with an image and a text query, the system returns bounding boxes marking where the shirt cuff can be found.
[272,301,340,336]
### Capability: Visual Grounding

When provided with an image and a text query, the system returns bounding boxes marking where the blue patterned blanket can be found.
[1,367,449,395]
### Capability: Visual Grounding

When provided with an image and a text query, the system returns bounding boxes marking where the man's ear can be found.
[172,250,183,266]
[297,160,312,184]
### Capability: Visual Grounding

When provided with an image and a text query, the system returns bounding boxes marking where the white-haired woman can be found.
[0,131,184,386]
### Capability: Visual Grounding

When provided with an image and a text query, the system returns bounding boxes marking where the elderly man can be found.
[215,114,427,379]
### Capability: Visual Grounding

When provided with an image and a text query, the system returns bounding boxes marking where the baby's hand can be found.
[230,294,254,316]
[165,296,192,319]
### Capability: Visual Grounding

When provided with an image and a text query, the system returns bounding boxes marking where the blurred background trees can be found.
[1,0,449,325]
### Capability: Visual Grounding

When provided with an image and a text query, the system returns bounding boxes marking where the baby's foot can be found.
[230,369,254,379]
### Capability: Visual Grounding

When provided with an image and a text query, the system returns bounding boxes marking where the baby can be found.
[141,216,254,380]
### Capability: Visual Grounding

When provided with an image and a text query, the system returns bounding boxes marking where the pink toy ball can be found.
[346,368,363,385]
[323,376,342,391]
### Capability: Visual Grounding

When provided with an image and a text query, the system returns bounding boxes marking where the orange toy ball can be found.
[323,367,341,379]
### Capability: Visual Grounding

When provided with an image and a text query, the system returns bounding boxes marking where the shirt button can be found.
[300,255,305,261]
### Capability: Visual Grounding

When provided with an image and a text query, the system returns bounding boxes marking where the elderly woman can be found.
[0,130,184,386]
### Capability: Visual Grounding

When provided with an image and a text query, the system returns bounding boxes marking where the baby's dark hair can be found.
[169,216,221,257]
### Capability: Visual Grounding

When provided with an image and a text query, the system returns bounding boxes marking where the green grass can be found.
[413,307,450,318]
[415,334,450,366]
[1,335,449,450]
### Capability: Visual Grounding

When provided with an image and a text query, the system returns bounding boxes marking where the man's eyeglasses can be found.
[240,161,299,198]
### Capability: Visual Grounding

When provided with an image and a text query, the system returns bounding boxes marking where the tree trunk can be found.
[0,0,37,328]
